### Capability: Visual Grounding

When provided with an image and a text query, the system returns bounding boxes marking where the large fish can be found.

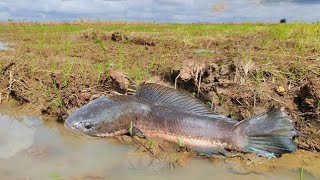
[65,83,297,158]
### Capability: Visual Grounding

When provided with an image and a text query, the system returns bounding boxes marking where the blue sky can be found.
[0,0,319,23]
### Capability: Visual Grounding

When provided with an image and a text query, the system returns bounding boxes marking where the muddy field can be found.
[0,22,319,158]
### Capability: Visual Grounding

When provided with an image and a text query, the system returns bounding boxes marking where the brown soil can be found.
[295,79,320,120]
[212,150,320,177]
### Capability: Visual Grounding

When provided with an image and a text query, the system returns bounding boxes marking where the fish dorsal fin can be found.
[135,83,232,121]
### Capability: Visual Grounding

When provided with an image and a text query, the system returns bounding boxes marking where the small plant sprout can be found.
[218,95,224,106]
[300,166,304,180]
[176,137,184,147]
[56,96,63,108]
[96,39,107,51]
[146,139,155,149]
[192,92,197,98]
[48,173,62,179]
[129,121,133,137]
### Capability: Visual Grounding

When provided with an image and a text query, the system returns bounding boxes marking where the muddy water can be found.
[0,101,319,180]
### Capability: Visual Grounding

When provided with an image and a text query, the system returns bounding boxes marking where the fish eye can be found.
[84,122,93,129]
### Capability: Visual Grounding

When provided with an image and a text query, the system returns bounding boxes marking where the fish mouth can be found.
[64,122,83,135]
[95,129,128,137]
[64,120,127,137]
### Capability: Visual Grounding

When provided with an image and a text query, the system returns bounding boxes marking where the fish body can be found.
[65,83,297,158]
[137,106,244,154]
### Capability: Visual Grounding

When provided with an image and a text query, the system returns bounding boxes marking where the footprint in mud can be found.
[126,150,168,172]
[26,145,55,160]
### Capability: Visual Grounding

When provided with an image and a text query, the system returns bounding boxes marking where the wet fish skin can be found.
[65,96,151,137]
[136,105,246,153]
[65,83,297,157]
[66,98,241,154]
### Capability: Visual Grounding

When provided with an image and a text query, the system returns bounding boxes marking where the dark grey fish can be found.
[65,83,297,158]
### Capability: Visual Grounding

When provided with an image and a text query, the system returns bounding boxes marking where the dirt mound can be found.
[129,33,157,46]
[111,31,157,46]
[77,29,105,41]
[0,60,136,123]
[77,30,158,47]
[111,31,128,42]
[109,69,132,93]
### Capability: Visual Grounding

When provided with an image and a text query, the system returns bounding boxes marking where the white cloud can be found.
[0,0,319,22]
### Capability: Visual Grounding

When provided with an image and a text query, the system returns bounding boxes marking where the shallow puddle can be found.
[0,41,9,50]
[0,101,318,179]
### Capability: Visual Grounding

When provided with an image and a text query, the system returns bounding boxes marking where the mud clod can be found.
[109,69,131,93]
[111,31,128,42]
[111,31,156,46]
[130,35,156,46]
[295,79,320,120]
[179,60,206,81]
[78,29,103,41]
[275,86,285,96]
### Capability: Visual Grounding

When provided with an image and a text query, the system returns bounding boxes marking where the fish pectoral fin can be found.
[193,147,234,157]
[132,126,145,138]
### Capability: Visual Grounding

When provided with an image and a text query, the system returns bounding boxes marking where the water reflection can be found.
[0,111,130,179]
[0,41,9,50]
[0,0,319,22]
[0,115,35,159]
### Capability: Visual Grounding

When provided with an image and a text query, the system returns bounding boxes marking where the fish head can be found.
[64,96,128,137]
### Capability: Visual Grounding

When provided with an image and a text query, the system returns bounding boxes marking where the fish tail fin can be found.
[237,107,297,158]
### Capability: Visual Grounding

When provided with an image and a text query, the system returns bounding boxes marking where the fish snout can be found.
[64,119,83,132]
[72,121,83,129]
